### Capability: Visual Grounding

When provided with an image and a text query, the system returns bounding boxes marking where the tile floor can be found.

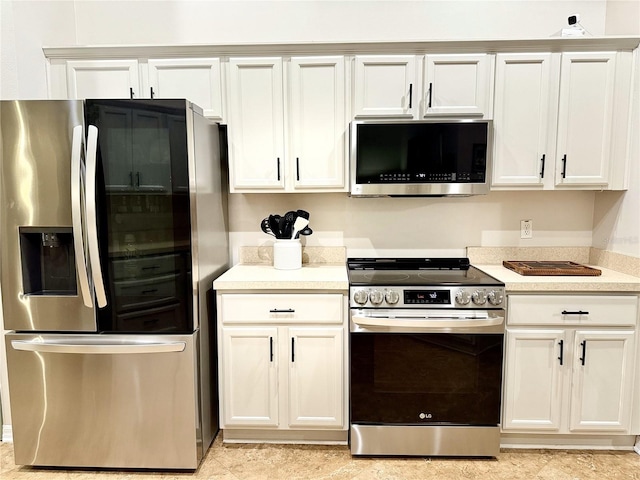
[3,436,640,479]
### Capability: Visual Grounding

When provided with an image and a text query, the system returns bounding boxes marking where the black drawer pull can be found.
[561,154,567,178]
[291,337,295,362]
[562,310,589,315]
[277,158,280,181]
[269,308,295,313]
[558,339,564,366]
[408,83,413,109]
[540,154,546,178]
[142,289,159,294]
[579,340,587,366]
[142,265,160,270]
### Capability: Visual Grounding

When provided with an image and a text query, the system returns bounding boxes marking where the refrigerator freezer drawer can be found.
[5,332,203,469]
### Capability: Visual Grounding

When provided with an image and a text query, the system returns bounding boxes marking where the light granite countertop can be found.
[213,263,348,291]
[475,264,640,293]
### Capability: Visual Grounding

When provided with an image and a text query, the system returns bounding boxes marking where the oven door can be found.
[350,308,504,426]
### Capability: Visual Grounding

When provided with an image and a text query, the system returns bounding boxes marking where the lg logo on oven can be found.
[419,413,433,420]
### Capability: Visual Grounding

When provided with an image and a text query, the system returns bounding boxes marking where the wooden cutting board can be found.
[503,260,602,276]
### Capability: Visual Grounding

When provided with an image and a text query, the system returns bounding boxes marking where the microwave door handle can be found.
[85,125,108,308]
[70,125,93,308]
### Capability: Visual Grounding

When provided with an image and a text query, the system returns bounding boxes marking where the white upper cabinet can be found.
[492,50,633,190]
[227,56,348,193]
[227,57,285,191]
[555,52,617,187]
[492,53,560,187]
[148,58,223,119]
[289,57,347,190]
[423,54,494,117]
[353,55,418,118]
[53,58,224,119]
[66,60,141,99]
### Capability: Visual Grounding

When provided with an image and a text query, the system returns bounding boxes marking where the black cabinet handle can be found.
[428,82,433,108]
[277,158,280,181]
[408,83,413,109]
[130,87,134,99]
[561,154,567,178]
[142,289,158,294]
[562,310,589,315]
[558,339,564,366]
[579,340,587,366]
[136,172,140,187]
[291,337,295,362]
[269,308,295,313]
[129,171,134,187]
[269,337,273,362]
[296,158,300,181]
[150,87,155,98]
[540,154,546,178]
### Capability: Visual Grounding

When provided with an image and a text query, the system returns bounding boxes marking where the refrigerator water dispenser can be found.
[19,227,77,295]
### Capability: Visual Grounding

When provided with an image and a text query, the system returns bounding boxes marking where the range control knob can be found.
[385,290,400,305]
[455,290,471,305]
[472,290,487,305]
[487,290,504,306]
[369,289,385,305]
[353,290,369,305]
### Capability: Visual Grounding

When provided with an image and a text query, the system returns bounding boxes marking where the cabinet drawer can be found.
[112,253,183,280]
[220,294,343,324]
[508,295,638,326]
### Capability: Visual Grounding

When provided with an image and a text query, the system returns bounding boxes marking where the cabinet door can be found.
[555,52,616,186]
[66,60,140,99]
[569,330,635,432]
[98,106,134,191]
[131,110,171,192]
[289,56,347,190]
[221,327,279,427]
[502,329,565,431]
[148,58,223,119]
[288,327,344,428]
[423,54,493,117]
[353,55,418,118]
[227,57,285,191]
[492,53,559,187]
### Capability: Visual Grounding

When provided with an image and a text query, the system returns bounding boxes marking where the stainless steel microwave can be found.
[350,119,493,197]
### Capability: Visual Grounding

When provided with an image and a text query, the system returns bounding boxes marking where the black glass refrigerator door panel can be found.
[350,333,503,425]
[85,100,193,333]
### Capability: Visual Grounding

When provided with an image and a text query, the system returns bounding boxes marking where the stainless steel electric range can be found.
[348,257,505,457]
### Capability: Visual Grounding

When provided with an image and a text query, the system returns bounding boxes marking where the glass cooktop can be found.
[347,258,503,287]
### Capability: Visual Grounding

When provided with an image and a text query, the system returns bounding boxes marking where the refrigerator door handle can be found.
[70,125,93,308]
[85,125,108,308]
[11,339,186,354]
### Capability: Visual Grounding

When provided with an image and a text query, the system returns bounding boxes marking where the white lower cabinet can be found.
[217,293,347,440]
[502,295,638,435]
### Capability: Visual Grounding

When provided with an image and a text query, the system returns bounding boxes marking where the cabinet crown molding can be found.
[43,37,640,59]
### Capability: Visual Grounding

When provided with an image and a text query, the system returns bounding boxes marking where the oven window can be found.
[350,333,503,425]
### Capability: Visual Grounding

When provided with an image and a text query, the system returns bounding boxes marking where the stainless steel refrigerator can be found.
[0,99,229,469]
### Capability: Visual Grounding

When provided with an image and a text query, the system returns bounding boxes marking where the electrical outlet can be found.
[520,220,533,239]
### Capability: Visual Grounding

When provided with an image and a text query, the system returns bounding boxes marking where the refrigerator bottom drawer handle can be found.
[10,340,186,354]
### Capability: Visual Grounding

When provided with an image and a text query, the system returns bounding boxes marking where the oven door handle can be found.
[351,310,505,333]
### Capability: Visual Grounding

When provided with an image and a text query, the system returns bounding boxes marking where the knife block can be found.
[273,239,302,270]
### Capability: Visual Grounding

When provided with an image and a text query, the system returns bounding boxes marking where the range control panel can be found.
[350,286,505,309]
